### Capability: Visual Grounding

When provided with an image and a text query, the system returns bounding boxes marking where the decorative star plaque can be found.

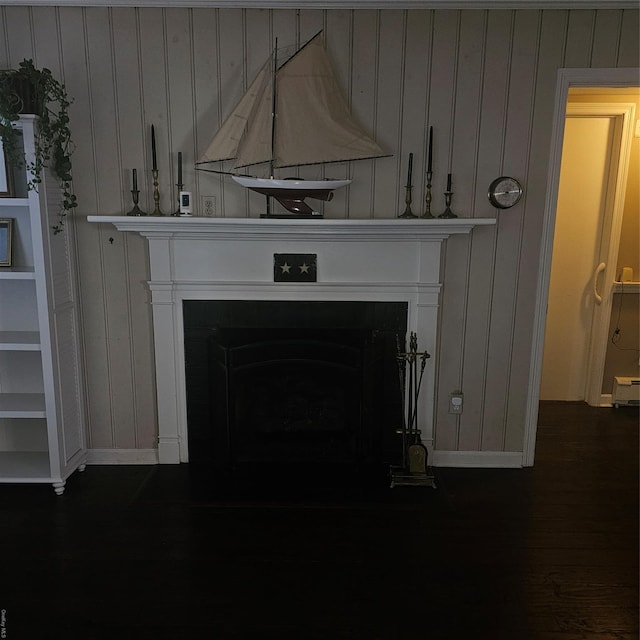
[273,253,317,282]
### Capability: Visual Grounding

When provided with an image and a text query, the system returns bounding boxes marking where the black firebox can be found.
[183,300,407,488]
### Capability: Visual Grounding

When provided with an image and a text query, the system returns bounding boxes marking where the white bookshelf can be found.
[0,116,86,494]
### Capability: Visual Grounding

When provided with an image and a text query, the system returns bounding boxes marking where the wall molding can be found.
[1,0,635,8]
[432,451,524,468]
[86,449,159,465]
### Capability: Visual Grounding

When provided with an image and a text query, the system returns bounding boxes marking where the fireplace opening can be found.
[184,300,407,489]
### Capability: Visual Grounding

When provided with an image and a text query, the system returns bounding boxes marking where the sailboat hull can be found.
[232,176,351,215]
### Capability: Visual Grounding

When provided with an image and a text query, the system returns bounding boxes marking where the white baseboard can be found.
[86,449,159,465]
[432,450,523,468]
[85,448,523,468]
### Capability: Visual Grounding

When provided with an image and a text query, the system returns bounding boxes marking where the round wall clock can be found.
[488,176,523,209]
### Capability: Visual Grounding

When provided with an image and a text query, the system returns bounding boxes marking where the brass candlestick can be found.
[126,189,147,216]
[422,171,434,218]
[172,182,183,217]
[438,190,457,219]
[151,169,163,216]
[399,185,416,218]
[399,153,416,218]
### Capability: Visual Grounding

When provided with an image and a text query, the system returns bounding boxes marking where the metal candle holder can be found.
[438,190,457,219]
[126,189,147,216]
[151,169,163,216]
[399,153,416,218]
[399,184,416,218]
[422,171,434,218]
[172,181,183,217]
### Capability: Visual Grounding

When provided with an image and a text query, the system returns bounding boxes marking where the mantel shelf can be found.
[88,215,496,241]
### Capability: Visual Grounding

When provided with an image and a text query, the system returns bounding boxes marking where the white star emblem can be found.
[280,262,291,274]
[299,263,310,274]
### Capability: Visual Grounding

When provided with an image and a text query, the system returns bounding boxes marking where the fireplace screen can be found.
[184,301,407,485]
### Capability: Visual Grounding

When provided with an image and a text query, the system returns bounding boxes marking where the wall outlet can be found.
[202,195,216,216]
[449,391,464,414]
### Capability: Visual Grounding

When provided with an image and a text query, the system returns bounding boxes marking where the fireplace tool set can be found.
[390,332,436,488]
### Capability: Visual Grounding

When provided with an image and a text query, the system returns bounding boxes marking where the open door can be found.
[541,101,635,405]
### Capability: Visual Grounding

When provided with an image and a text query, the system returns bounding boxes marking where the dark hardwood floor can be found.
[1,402,637,639]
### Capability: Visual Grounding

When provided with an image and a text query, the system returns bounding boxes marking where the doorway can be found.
[523,68,639,466]
[540,97,636,404]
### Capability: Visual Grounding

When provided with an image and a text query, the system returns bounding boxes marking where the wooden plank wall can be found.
[0,7,637,455]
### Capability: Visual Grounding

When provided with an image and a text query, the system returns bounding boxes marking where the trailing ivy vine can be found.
[0,59,76,234]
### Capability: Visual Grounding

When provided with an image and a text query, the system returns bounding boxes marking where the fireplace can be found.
[88,216,496,469]
[184,300,407,485]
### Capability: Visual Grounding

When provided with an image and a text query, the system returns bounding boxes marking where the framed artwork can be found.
[0,139,13,197]
[0,218,13,267]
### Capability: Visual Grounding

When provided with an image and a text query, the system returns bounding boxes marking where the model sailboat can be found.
[197,31,387,216]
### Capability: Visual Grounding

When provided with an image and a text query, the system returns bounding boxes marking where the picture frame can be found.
[0,139,13,197]
[0,218,13,267]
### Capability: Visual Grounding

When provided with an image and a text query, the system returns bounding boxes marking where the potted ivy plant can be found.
[0,59,76,233]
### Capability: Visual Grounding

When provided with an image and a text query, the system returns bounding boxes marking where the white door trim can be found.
[523,67,640,467]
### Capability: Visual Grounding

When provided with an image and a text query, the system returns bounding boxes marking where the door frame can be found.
[523,67,639,467]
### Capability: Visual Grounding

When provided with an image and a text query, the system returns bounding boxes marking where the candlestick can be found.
[438,188,457,219]
[421,171,434,218]
[173,178,184,216]
[151,125,157,171]
[151,168,163,216]
[132,168,137,191]
[177,152,182,185]
[427,127,433,173]
[126,190,146,216]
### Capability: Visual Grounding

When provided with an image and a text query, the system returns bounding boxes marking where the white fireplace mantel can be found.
[88,215,496,463]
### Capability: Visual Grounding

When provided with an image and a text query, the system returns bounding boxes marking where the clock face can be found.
[488,177,523,209]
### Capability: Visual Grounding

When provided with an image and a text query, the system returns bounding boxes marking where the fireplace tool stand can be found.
[390,332,436,488]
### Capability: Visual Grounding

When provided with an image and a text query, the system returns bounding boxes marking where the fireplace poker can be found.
[409,349,430,444]
[396,334,409,469]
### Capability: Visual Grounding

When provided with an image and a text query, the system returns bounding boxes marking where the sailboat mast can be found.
[270,37,277,180]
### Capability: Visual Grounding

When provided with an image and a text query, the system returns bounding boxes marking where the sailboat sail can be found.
[197,31,387,215]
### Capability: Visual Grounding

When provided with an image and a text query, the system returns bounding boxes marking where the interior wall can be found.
[0,6,637,455]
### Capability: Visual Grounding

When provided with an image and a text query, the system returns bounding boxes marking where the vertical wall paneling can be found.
[165,8,194,211]
[398,10,432,219]
[0,9,8,67]
[505,10,568,452]
[373,11,405,217]
[563,10,595,68]
[4,7,33,66]
[435,11,486,452]
[457,10,506,452]
[448,13,488,441]
[408,10,433,216]
[430,10,465,451]
[192,8,221,213]
[347,10,378,219]
[617,9,640,67]
[112,8,157,449]
[2,7,636,459]
[86,8,137,448]
[482,10,540,452]
[209,9,244,216]
[591,10,622,68]
[57,8,109,448]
